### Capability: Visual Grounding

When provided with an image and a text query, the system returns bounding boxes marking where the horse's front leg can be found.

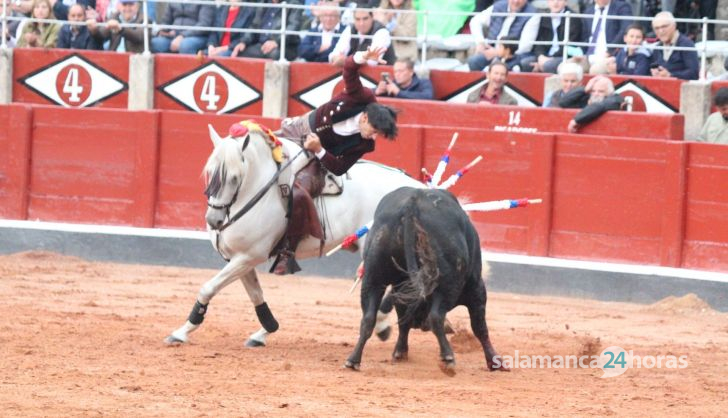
[164,256,252,345]
[239,269,279,347]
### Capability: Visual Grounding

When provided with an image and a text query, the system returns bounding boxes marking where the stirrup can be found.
[270,250,302,275]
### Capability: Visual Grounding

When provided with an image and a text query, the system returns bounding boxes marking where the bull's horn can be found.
[208,124,222,147]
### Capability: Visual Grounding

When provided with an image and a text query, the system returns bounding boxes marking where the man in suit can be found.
[238,0,303,61]
[528,0,582,73]
[273,47,399,275]
[649,11,699,80]
[467,0,540,71]
[298,3,344,62]
[580,0,633,74]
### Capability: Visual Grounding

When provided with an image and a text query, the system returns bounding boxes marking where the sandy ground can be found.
[1,251,727,417]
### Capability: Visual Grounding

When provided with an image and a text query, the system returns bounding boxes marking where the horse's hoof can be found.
[392,350,408,362]
[244,339,266,348]
[164,335,186,346]
[343,361,360,371]
[376,325,391,341]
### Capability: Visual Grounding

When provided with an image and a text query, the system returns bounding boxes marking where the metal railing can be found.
[2,0,726,78]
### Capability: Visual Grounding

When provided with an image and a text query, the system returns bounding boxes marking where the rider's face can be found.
[359,114,381,140]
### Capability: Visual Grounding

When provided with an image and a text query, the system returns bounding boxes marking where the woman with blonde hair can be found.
[17,0,61,48]
[374,0,417,62]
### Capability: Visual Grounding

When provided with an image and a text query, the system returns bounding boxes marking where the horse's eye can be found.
[229,175,239,184]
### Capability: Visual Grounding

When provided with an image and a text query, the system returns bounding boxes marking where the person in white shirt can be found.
[329,7,395,66]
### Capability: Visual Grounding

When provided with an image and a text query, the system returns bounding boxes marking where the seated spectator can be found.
[238,0,303,61]
[206,0,257,58]
[607,23,650,76]
[467,0,540,72]
[151,0,215,55]
[2,0,30,47]
[528,0,582,74]
[466,61,517,106]
[560,75,624,132]
[373,0,416,62]
[330,7,394,66]
[543,61,583,108]
[578,0,633,75]
[17,0,61,48]
[696,87,728,144]
[57,3,101,49]
[495,36,521,72]
[53,0,95,21]
[374,58,433,100]
[298,2,344,62]
[87,0,148,53]
[649,11,699,80]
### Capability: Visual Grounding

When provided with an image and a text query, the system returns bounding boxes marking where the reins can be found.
[218,148,308,232]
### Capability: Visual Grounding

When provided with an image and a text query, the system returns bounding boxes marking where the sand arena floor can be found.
[1,251,727,417]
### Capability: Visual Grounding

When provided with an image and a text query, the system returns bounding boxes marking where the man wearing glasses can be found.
[649,11,699,80]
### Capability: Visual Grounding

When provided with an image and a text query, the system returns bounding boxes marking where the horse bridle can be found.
[207,135,307,232]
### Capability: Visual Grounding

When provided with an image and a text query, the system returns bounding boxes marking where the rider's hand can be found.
[304,133,323,154]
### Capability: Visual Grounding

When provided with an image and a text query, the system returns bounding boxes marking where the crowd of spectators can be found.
[1,0,726,141]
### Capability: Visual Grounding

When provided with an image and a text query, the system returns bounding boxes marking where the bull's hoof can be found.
[392,350,408,362]
[439,360,457,377]
[244,338,266,348]
[488,362,510,372]
[376,325,392,341]
[164,335,186,346]
[343,360,361,371]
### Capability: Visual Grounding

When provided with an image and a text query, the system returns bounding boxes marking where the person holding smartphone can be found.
[374,58,434,100]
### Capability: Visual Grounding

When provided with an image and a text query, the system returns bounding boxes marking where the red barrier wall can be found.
[683,142,728,270]
[421,128,554,254]
[155,55,265,115]
[13,49,129,108]
[0,104,33,219]
[2,104,728,272]
[27,106,159,226]
[380,99,684,140]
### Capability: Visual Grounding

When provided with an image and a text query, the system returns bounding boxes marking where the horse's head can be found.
[203,125,250,230]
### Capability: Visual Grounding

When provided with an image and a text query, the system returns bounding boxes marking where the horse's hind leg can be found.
[164,258,251,345]
[240,269,279,347]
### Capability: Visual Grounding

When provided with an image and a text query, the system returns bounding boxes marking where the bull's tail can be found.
[393,197,439,324]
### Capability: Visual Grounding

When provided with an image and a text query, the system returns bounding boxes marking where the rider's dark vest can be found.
[349,20,397,65]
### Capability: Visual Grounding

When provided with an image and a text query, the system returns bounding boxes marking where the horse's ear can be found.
[208,124,222,147]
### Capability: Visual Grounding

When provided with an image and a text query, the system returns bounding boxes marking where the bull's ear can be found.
[208,124,222,147]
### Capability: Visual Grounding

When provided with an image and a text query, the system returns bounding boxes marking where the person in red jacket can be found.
[273,46,398,275]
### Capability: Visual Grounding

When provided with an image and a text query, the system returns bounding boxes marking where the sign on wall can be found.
[155,56,265,115]
[14,51,129,108]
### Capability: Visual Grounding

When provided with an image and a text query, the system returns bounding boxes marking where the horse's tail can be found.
[393,196,439,324]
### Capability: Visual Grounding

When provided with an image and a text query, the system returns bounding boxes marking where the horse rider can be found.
[273,46,399,275]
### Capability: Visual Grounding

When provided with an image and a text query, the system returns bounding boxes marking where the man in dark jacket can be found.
[273,47,399,275]
[57,3,101,50]
[580,0,633,72]
[528,0,581,73]
[206,0,257,57]
[151,0,215,54]
[560,75,624,133]
[374,58,434,100]
[238,0,303,61]
[298,4,344,62]
[649,11,699,80]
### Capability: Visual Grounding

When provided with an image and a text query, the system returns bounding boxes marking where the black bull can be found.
[344,187,506,373]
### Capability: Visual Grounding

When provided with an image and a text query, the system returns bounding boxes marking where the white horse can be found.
[164,122,424,347]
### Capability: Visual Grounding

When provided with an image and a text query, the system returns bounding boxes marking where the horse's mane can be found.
[203,136,246,198]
